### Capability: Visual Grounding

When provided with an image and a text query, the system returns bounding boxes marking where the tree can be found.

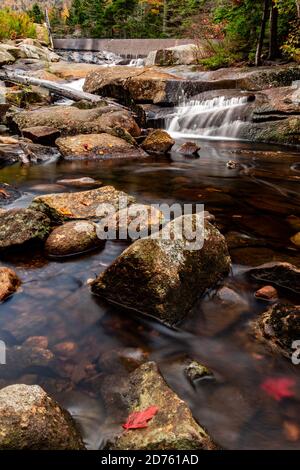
[255,0,270,65]
[28,3,44,24]
[268,1,280,59]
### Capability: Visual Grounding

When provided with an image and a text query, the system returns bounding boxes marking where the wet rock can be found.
[146,44,198,66]
[91,215,231,326]
[31,186,135,223]
[57,177,101,188]
[239,116,300,146]
[178,142,200,156]
[83,66,184,105]
[255,285,278,301]
[290,232,300,248]
[50,62,102,80]
[24,336,48,349]
[0,43,24,60]
[45,220,105,258]
[249,262,300,294]
[0,208,51,251]
[52,341,78,359]
[17,43,60,62]
[22,126,61,145]
[184,360,214,385]
[105,204,164,241]
[0,384,85,449]
[141,129,175,154]
[56,133,146,160]
[0,183,21,206]
[0,83,49,107]
[2,309,48,343]
[226,160,240,169]
[0,141,60,166]
[0,104,10,121]
[105,361,217,450]
[230,246,300,268]
[12,105,141,137]
[252,303,300,359]
[0,267,21,302]
[1,345,54,379]
[99,347,149,373]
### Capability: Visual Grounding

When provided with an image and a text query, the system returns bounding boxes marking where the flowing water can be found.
[0,86,300,449]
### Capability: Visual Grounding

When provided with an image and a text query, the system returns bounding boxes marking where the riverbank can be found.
[0,39,300,451]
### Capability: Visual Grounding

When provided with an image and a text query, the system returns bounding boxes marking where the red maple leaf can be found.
[261,377,296,401]
[122,406,159,430]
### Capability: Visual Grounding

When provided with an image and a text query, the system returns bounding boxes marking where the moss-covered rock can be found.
[11,105,141,137]
[105,361,217,450]
[141,129,175,154]
[45,220,105,258]
[0,384,85,449]
[30,186,135,223]
[0,208,51,250]
[252,303,300,360]
[239,116,300,146]
[91,214,231,325]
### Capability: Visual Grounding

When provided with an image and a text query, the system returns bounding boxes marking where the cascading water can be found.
[165,94,249,140]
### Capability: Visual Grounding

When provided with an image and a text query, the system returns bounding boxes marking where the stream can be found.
[0,75,300,450]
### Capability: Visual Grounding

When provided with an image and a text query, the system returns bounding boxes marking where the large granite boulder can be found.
[104,361,217,450]
[0,208,51,251]
[146,44,198,66]
[0,384,85,449]
[30,186,135,223]
[91,214,231,325]
[83,66,184,105]
[11,105,141,137]
[56,133,146,160]
[141,129,175,154]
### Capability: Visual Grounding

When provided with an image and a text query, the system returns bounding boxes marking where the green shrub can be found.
[199,39,241,70]
[0,8,36,40]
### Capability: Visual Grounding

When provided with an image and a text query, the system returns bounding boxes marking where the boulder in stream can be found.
[45,220,105,258]
[141,129,175,154]
[22,126,61,145]
[11,105,141,137]
[0,384,85,449]
[0,208,51,251]
[30,186,135,223]
[91,214,231,325]
[145,44,199,66]
[56,133,146,160]
[0,267,21,301]
[252,303,300,360]
[178,142,201,156]
[104,361,217,450]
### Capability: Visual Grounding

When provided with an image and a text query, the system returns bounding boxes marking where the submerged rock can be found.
[30,186,135,223]
[0,141,60,166]
[12,105,141,137]
[0,209,51,251]
[252,303,300,360]
[57,177,101,188]
[0,384,85,449]
[0,267,21,301]
[45,220,105,258]
[105,361,217,450]
[178,142,200,156]
[91,215,231,325]
[56,133,146,160]
[249,262,300,294]
[141,129,175,154]
[22,126,61,146]
[1,345,54,379]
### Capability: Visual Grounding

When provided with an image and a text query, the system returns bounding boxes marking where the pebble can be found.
[255,285,278,301]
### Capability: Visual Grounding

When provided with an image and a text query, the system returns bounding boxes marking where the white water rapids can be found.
[165,95,249,140]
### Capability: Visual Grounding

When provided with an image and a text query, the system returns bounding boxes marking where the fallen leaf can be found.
[123,405,158,430]
[261,377,296,401]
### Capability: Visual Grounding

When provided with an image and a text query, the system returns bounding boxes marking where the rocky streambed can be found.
[0,39,299,450]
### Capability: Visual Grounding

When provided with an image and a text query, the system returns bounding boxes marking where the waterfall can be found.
[165,95,249,140]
